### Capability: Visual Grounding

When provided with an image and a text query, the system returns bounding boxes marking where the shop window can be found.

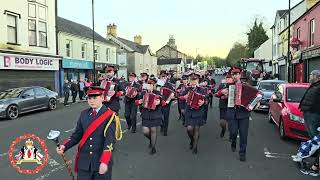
[7,14,17,44]
[28,2,47,47]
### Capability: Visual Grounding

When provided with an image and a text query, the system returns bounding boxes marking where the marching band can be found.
[57,65,261,180]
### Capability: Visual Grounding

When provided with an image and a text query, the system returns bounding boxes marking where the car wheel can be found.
[48,98,57,110]
[6,105,19,120]
[268,110,273,123]
[279,118,287,140]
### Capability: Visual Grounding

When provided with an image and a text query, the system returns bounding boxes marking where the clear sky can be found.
[58,0,302,58]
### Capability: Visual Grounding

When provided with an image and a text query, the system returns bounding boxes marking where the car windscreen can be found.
[0,88,24,99]
[286,87,307,103]
[258,82,282,91]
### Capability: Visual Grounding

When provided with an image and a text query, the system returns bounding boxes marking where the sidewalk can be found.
[58,97,87,104]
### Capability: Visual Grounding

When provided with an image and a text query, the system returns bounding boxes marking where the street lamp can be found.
[92,0,96,83]
[287,0,291,82]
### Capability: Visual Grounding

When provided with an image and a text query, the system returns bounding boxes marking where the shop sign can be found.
[62,58,93,69]
[302,47,320,60]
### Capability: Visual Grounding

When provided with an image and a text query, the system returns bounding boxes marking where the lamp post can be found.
[92,0,96,83]
[287,0,291,82]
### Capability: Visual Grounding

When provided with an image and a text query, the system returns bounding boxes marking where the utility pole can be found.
[287,0,291,82]
[92,0,96,83]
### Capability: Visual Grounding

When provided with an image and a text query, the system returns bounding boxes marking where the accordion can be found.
[125,86,138,98]
[100,80,116,102]
[227,83,262,111]
[186,90,205,110]
[142,93,160,110]
[160,87,174,104]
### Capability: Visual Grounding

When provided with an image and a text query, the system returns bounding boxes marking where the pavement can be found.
[0,77,315,180]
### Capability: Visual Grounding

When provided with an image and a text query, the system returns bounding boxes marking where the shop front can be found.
[278,58,286,80]
[302,46,320,82]
[0,52,60,92]
[291,51,304,83]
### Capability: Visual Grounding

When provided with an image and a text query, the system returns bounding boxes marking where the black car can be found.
[0,87,58,119]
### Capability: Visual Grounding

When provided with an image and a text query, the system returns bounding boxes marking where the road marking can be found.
[35,159,72,180]
[263,148,293,159]
[0,149,18,157]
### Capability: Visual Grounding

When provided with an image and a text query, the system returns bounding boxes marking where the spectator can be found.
[70,80,79,103]
[78,79,85,100]
[63,80,71,106]
[299,69,320,176]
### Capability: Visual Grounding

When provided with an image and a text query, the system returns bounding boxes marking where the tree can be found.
[246,18,269,57]
[226,42,249,67]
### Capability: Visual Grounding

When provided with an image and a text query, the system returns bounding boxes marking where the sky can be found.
[58,0,302,58]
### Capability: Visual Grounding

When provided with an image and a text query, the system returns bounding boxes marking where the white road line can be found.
[263,148,293,159]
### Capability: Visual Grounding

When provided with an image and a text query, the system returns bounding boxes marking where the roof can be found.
[157,58,182,65]
[117,37,149,54]
[271,9,288,28]
[156,45,187,56]
[57,17,110,43]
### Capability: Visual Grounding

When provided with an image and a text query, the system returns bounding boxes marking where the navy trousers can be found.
[77,167,112,180]
[230,117,249,156]
[161,105,171,132]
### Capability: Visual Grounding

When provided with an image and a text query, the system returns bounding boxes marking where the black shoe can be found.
[231,144,236,152]
[192,148,198,154]
[163,131,168,136]
[240,155,246,162]
[148,141,152,149]
[150,147,156,155]
[220,128,226,138]
[189,140,194,150]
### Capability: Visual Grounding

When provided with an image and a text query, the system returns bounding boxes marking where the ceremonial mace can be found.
[47,130,75,180]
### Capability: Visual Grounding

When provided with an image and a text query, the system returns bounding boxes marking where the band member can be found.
[225,68,251,162]
[215,74,233,139]
[200,78,211,123]
[100,65,123,113]
[180,72,208,154]
[207,76,216,108]
[159,70,175,136]
[135,77,163,155]
[124,72,141,133]
[56,86,122,180]
[176,74,189,125]
[138,73,149,86]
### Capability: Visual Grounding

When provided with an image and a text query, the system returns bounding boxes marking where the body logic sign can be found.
[0,54,59,71]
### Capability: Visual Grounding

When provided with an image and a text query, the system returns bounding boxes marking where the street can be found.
[0,78,313,180]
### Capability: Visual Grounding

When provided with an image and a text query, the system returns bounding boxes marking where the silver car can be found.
[256,80,285,111]
[0,86,58,119]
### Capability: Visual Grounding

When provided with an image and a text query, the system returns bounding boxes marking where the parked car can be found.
[268,83,310,141]
[255,80,285,111]
[0,86,58,120]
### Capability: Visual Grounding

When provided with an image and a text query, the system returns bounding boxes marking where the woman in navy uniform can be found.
[225,68,251,162]
[158,70,175,136]
[215,74,233,139]
[100,65,124,113]
[180,72,208,154]
[135,77,163,155]
[176,74,189,125]
[124,72,141,133]
[56,86,122,180]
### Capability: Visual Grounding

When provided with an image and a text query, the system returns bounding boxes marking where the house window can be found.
[296,28,301,50]
[94,46,99,60]
[38,21,47,47]
[7,14,17,44]
[81,43,86,59]
[28,2,47,47]
[310,19,315,46]
[28,20,37,46]
[66,40,72,57]
[106,48,110,62]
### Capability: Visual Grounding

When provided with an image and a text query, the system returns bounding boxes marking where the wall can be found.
[254,38,272,61]
[58,32,116,64]
[0,0,56,55]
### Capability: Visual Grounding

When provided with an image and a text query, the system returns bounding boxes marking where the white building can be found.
[57,17,116,93]
[0,0,60,91]
[254,39,273,72]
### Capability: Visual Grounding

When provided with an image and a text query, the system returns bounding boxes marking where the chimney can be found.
[107,23,117,37]
[134,35,142,45]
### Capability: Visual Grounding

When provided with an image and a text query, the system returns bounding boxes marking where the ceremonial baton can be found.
[47,130,75,180]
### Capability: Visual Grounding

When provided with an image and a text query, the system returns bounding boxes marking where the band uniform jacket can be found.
[161,82,175,106]
[177,83,188,110]
[63,105,116,172]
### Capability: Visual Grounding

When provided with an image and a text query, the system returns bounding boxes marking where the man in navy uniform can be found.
[100,65,124,113]
[124,72,141,133]
[224,68,251,162]
[159,70,175,136]
[56,86,122,180]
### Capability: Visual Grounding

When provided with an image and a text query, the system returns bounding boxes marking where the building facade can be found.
[107,24,157,77]
[254,38,273,72]
[57,17,116,94]
[291,1,320,82]
[0,0,60,91]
